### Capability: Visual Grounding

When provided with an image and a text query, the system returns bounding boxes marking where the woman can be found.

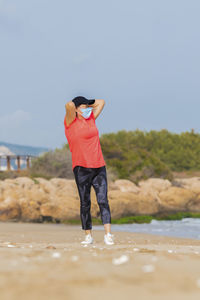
[64,96,114,245]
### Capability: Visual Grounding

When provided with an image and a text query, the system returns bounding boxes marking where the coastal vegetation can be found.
[1,128,200,184]
[30,128,200,183]
[100,128,200,183]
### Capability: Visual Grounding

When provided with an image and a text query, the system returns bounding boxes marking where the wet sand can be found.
[0,222,200,300]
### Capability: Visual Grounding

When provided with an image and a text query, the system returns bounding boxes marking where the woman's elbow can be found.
[97,99,105,106]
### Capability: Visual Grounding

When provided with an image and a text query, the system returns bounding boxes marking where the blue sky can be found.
[1,0,200,149]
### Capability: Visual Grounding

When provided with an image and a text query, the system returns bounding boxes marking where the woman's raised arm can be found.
[89,99,105,119]
[65,101,76,127]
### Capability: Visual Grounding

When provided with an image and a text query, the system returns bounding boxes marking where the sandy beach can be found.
[0,222,200,300]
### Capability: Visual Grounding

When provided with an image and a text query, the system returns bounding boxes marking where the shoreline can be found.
[1,221,200,250]
[1,217,200,241]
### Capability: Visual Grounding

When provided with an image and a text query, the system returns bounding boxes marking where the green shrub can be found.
[29,144,74,179]
[12,128,200,182]
[100,128,200,183]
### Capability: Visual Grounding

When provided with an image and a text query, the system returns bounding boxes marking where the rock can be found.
[113,179,140,193]
[108,190,159,218]
[19,198,42,221]
[173,177,200,194]
[0,176,199,222]
[187,194,200,212]
[12,177,35,189]
[33,177,55,194]
[138,178,172,192]
[35,177,78,198]
[0,197,20,221]
[159,187,197,211]
[50,178,77,191]
[40,197,79,220]
[0,178,50,221]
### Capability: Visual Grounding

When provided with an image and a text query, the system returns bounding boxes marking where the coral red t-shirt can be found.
[64,111,106,171]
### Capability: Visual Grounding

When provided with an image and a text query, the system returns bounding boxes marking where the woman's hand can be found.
[89,99,105,119]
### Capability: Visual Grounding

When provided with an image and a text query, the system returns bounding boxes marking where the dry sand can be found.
[0,222,200,300]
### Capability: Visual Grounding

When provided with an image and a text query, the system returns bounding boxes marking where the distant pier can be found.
[0,155,36,172]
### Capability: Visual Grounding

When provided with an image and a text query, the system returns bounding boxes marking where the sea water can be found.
[92,218,200,240]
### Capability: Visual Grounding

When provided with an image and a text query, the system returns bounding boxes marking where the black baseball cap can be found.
[72,96,95,108]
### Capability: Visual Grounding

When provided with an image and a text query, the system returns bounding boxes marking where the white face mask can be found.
[78,107,93,119]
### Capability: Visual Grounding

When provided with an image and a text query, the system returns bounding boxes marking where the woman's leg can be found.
[73,166,93,234]
[104,223,111,235]
[91,166,112,234]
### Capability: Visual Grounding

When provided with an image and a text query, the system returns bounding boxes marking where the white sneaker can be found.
[104,232,114,245]
[81,234,94,244]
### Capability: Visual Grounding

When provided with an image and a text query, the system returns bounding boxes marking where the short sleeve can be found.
[64,116,69,128]
[64,115,76,128]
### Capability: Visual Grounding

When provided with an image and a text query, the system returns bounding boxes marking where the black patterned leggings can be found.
[73,165,111,230]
